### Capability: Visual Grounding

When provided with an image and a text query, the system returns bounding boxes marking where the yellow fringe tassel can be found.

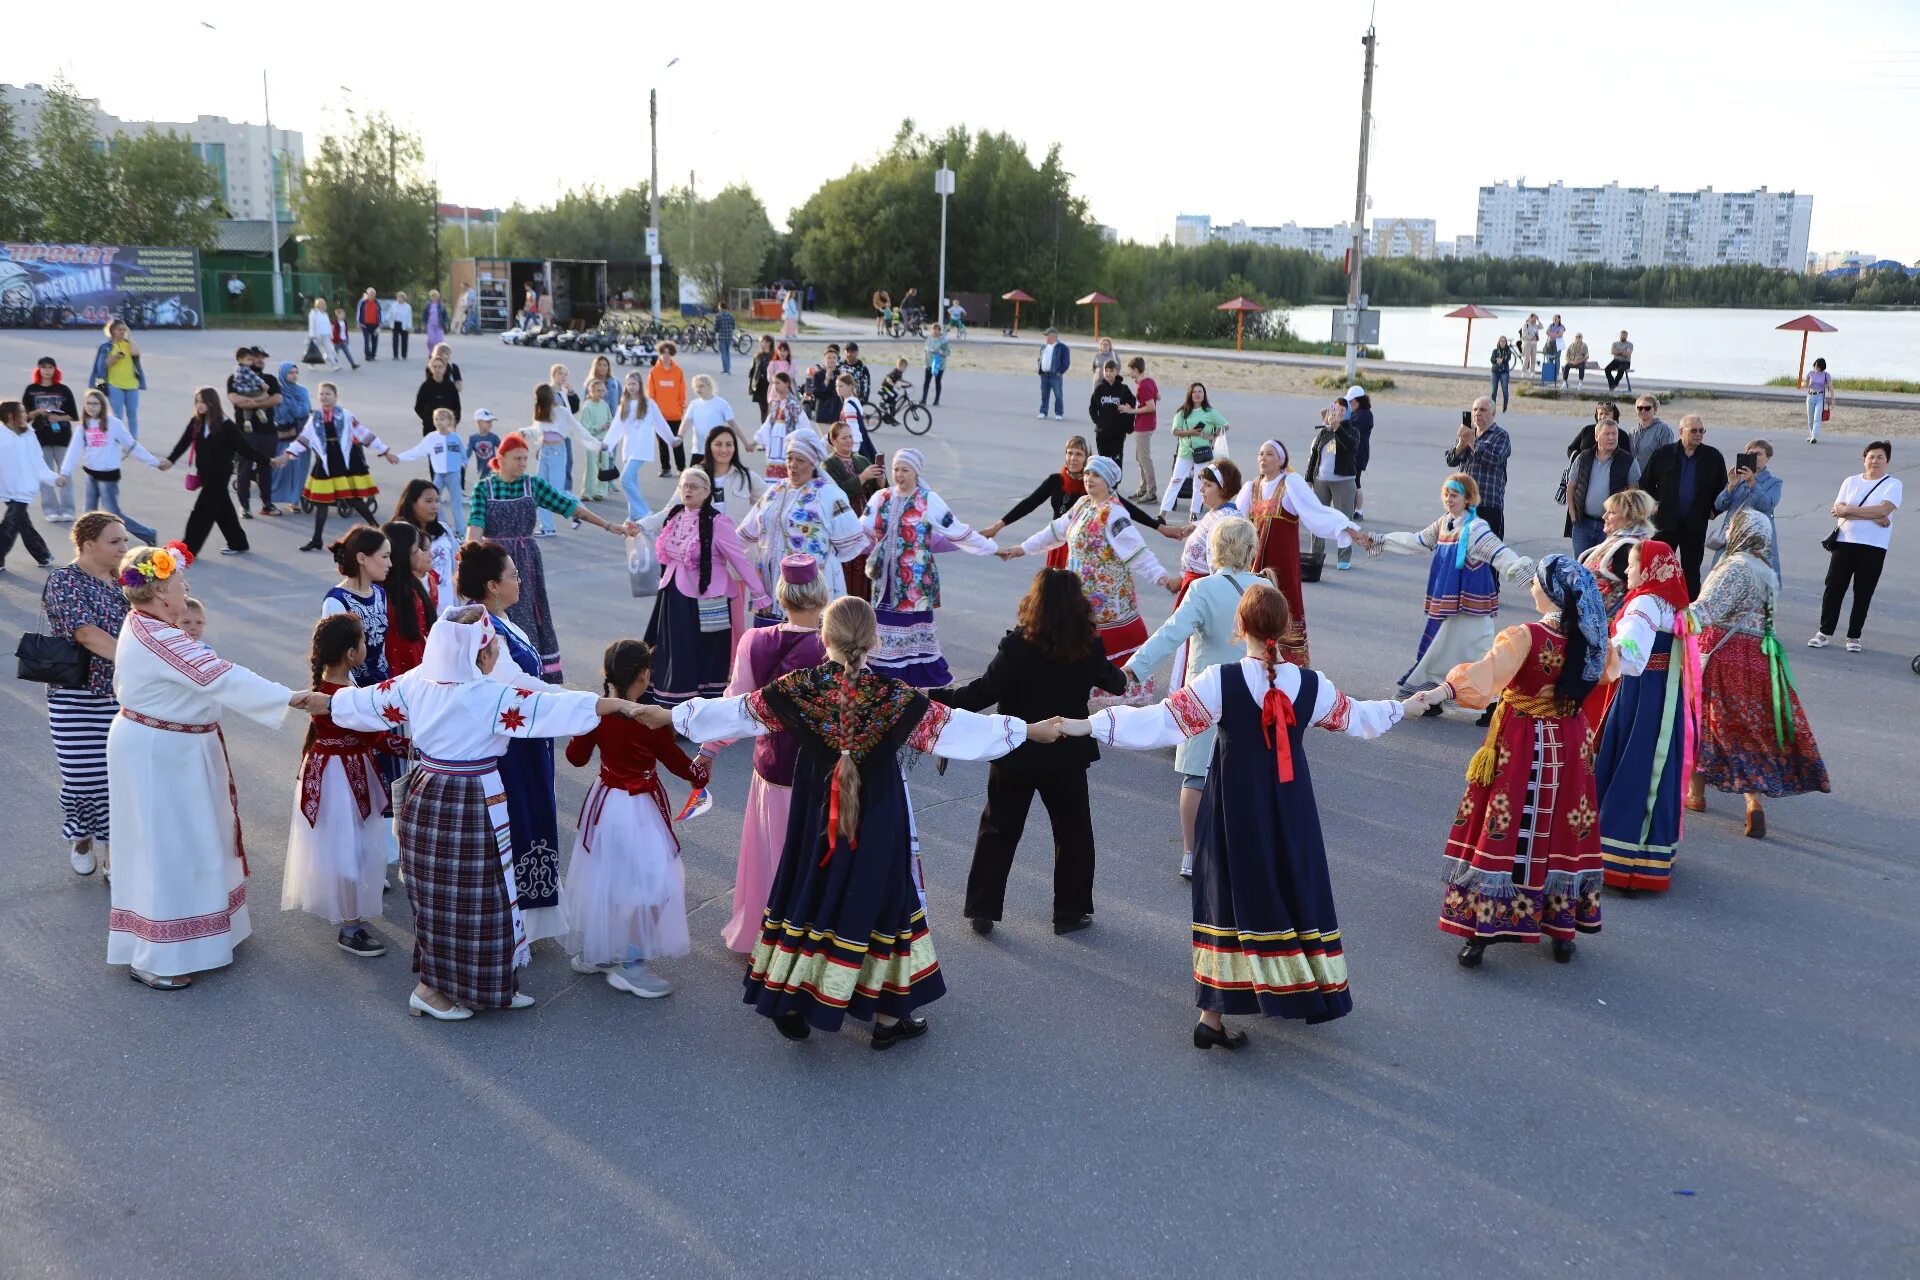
[1465,701,1508,786]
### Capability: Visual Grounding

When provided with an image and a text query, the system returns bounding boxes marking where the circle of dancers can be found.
[27,378,1838,1053]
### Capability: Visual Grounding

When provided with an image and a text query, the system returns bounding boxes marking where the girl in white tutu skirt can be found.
[562,639,710,998]
[282,613,402,958]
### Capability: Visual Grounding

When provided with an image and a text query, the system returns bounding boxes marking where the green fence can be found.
[198,268,348,321]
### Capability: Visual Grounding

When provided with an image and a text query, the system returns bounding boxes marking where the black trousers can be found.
[920,367,944,405]
[656,419,686,475]
[1604,358,1630,390]
[1093,428,1127,464]
[1664,524,1708,597]
[310,497,377,546]
[965,764,1095,923]
[391,324,409,360]
[182,478,248,556]
[233,431,277,511]
[1478,503,1505,540]
[1820,542,1887,639]
[0,499,51,566]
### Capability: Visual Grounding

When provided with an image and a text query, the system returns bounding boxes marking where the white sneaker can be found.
[1806,633,1830,648]
[1179,851,1195,880]
[1036,412,1048,420]
[569,956,604,975]
[69,843,96,876]
[1845,639,1862,653]
[1053,412,1066,421]
[507,992,536,1009]
[607,964,672,998]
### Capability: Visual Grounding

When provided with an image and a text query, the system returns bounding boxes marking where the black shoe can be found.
[337,926,387,957]
[1052,913,1093,936]
[1551,938,1576,964]
[34,559,53,570]
[1422,701,1446,718]
[970,917,994,935]
[1193,1020,1248,1050]
[240,508,253,519]
[298,541,322,552]
[773,1011,811,1041]
[871,1014,929,1050]
[935,755,949,776]
[220,547,246,556]
[1475,707,1495,728]
[1458,941,1487,968]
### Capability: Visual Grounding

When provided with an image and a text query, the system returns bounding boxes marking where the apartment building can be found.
[1475,180,1812,270]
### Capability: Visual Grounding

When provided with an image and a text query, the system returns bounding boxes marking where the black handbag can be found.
[16,632,90,688]
[597,462,621,483]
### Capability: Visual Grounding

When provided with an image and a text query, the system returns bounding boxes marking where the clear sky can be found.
[10,0,1919,259]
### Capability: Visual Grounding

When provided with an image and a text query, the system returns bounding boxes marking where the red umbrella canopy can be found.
[1001,289,1035,302]
[1445,303,1499,320]
[1216,296,1266,313]
[1776,314,1838,333]
[1076,292,1117,306]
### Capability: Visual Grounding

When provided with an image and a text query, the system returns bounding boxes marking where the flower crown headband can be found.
[119,541,195,588]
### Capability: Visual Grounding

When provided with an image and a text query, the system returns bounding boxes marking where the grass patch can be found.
[1518,384,1700,404]
[1313,372,1395,392]
[1764,375,1920,394]
[1161,335,1385,359]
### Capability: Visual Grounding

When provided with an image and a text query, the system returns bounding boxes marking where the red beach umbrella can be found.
[1216,295,1266,352]
[1002,289,1035,338]
[1076,292,1117,339]
[1444,303,1500,367]
[1776,314,1838,385]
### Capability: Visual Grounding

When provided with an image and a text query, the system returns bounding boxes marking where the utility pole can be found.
[263,71,283,317]
[648,89,661,319]
[934,154,955,331]
[1344,23,1376,380]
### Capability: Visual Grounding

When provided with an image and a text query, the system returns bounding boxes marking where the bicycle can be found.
[871,389,932,436]
[884,309,927,340]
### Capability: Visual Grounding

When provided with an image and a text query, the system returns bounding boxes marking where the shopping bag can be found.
[625,533,659,598]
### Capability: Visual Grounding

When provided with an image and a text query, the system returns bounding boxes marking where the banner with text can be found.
[0,243,204,328]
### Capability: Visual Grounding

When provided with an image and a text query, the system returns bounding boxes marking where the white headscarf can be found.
[416,607,497,682]
[786,427,827,469]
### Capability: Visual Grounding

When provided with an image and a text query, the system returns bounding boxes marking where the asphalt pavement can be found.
[0,325,1914,1278]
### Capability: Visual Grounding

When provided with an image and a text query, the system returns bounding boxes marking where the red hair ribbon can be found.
[1259,648,1297,783]
[822,673,859,864]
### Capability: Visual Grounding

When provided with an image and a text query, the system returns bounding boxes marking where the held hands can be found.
[1025,718,1064,744]
[1162,574,1180,595]
[996,546,1026,562]
[1399,690,1434,714]
[630,703,673,728]
[382,451,400,465]
[54,474,70,489]
[270,454,290,468]
[1056,716,1092,738]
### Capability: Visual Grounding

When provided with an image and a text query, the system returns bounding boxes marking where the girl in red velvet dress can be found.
[560,639,709,999]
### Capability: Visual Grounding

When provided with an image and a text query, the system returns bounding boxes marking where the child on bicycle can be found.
[879,358,911,421]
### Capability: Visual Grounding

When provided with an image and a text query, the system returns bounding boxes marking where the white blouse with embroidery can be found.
[1088,657,1403,749]
[1608,595,1674,679]
[329,669,602,759]
[672,691,1025,762]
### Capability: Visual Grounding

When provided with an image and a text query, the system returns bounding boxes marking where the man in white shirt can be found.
[1037,328,1069,421]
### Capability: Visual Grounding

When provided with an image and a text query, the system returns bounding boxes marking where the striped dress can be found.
[41,565,128,844]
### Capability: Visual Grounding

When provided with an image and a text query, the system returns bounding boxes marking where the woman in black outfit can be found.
[979,435,1166,564]
[412,356,462,434]
[935,567,1127,935]
[1346,389,1375,519]
[167,387,274,557]
[746,335,774,424]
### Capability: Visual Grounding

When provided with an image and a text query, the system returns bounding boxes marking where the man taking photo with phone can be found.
[1443,396,1512,538]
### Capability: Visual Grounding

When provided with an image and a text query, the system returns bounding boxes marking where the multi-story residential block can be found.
[1475,180,1811,270]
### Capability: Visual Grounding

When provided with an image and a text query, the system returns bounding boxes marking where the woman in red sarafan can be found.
[1431,554,1616,969]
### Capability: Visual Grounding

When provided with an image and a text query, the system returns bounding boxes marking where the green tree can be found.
[0,100,37,240]
[297,112,436,291]
[27,77,115,243]
[660,183,773,306]
[110,130,224,248]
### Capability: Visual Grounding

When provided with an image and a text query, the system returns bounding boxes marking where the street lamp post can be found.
[934,157,954,333]
[647,57,680,320]
[203,21,283,316]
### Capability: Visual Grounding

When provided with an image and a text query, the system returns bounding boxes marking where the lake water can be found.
[1282,303,1917,385]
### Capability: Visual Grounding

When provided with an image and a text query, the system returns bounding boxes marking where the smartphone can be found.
[874,452,884,470]
[1736,452,1756,473]
[1461,410,1473,429]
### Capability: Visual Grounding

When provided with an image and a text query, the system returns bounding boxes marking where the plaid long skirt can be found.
[399,771,519,1008]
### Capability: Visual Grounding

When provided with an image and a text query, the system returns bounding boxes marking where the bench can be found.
[1562,359,1632,392]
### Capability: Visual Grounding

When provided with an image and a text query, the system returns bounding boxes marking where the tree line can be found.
[0,79,224,249]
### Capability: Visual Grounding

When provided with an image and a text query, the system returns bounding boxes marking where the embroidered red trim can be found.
[109,883,247,943]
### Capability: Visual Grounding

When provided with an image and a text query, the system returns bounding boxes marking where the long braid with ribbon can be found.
[1256,638,1297,784]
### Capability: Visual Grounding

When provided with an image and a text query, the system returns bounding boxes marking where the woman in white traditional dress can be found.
[321,606,648,1020]
[737,428,869,623]
[107,543,322,990]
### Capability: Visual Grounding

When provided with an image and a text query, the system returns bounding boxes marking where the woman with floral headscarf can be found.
[738,428,869,624]
[1684,508,1828,839]
[1593,541,1702,892]
[1429,554,1614,968]
[1240,438,1369,665]
[1001,455,1179,665]
[1372,472,1533,721]
[861,447,998,687]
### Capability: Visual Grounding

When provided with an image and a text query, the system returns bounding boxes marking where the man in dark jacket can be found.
[227,346,283,517]
[1305,399,1363,569]
[935,601,1127,935]
[23,356,78,523]
[840,342,871,402]
[1563,417,1640,557]
[804,347,843,427]
[1639,413,1725,596]
[1087,360,1136,464]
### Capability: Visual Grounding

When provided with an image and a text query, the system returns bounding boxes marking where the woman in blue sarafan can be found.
[1066,581,1421,1051]
[455,540,566,943]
